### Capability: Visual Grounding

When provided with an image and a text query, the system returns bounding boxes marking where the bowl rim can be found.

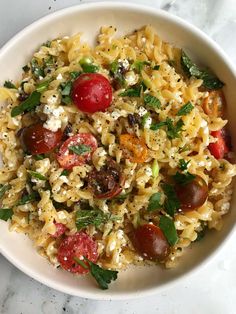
[0,1,236,300]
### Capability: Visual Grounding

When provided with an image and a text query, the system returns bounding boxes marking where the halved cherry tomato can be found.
[51,223,68,238]
[202,90,225,117]
[20,123,62,155]
[130,224,170,261]
[88,158,124,199]
[56,133,97,169]
[175,175,208,212]
[120,134,148,163]
[71,73,112,113]
[208,130,229,159]
[57,232,98,274]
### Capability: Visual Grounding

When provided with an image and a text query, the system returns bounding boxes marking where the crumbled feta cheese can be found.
[138,106,148,117]
[110,109,127,119]
[145,166,152,177]
[98,149,107,157]
[56,73,63,80]
[12,117,20,126]
[124,181,131,189]
[118,59,129,70]
[125,71,138,86]
[221,203,230,211]
[117,230,124,240]
[108,240,116,252]
[38,208,42,216]
[57,211,67,220]
[60,176,69,184]
[198,161,205,167]
[200,119,208,128]
[101,203,109,213]
[43,105,64,132]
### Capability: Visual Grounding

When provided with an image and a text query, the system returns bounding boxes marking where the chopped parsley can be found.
[159,215,179,246]
[109,60,126,88]
[178,159,190,171]
[60,81,72,104]
[162,183,180,217]
[17,192,40,206]
[75,209,109,230]
[151,118,184,139]
[11,91,41,117]
[35,78,52,93]
[144,94,161,109]
[173,171,196,185]
[4,81,17,89]
[31,58,45,78]
[177,102,194,116]
[0,208,14,221]
[181,50,224,90]
[60,169,69,176]
[28,170,47,181]
[131,60,150,73]
[69,144,91,155]
[119,84,142,97]
[147,192,162,212]
[141,112,150,128]
[70,71,81,80]
[34,154,45,161]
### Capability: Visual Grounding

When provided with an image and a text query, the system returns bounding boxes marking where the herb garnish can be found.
[4,81,17,89]
[69,144,91,155]
[151,118,184,139]
[131,60,150,73]
[152,159,159,178]
[31,58,45,78]
[153,65,160,70]
[177,102,194,116]
[60,81,72,104]
[162,183,180,217]
[74,256,118,290]
[0,208,14,221]
[28,170,47,181]
[150,121,167,131]
[144,94,161,109]
[35,79,52,93]
[159,215,179,246]
[119,85,142,97]
[75,209,109,230]
[60,169,69,176]
[109,60,126,88]
[34,154,45,161]
[79,57,99,73]
[147,192,162,212]
[70,71,81,80]
[17,192,39,206]
[141,112,150,128]
[195,223,207,242]
[173,171,195,185]
[178,159,190,171]
[0,184,11,199]
[11,91,41,117]
[181,50,224,90]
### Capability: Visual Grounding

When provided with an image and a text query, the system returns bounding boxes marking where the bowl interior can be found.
[0,2,236,300]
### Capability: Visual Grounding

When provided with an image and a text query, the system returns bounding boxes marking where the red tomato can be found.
[51,223,67,238]
[71,73,112,113]
[20,123,62,155]
[56,133,97,169]
[208,130,229,159]
[131,224,170,261]
[57,232,98,274]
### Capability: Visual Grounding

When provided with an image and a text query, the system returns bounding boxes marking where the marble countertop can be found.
[0,0,236,313]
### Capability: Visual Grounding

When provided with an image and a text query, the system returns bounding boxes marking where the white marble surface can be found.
[0,0,236,313]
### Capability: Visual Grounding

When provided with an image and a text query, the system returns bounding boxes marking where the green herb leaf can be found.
[42,40,51,48]
[177,102,194,116]
[173,171,195,185]
[152,159,159,178]
[4,81,17,89]
[159,215,179,246]
[34,154,45,160]
[131,60,150,73]
[147,192,162,212]
[166,118,184,139]
[109,60,126,88]
[75,209,109,230]
[61,81,72,96]
[150,121,167,131]
[178,159,190,171]
[44,55,55,67]
[70,71,81,80]
[141,112,150,128]
[28,170,47,181]
[114,192,130,200]
[181,50,224,90]
[73,256,89,269]
[162,183,180,217]
[60,169,69,176]
[0,184,11,199]
[153,65,160,70]
[35,79,52,93]
[0,208,13,221]
[81,63,99,73]
[119,85,141,97]
[31,58,45,78]
[84,257,118,290]
[69,144,91,155]
[144,94,161,108]
[195,224,207,242]
[11,91,41,117]
[17,192,39,206]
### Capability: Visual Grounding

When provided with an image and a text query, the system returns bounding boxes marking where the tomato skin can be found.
[57,232,98,274]
[51,223,67,238]
[208,130,229,159]
[71,73,112,113]
[56,133,98,169]
[20,123,62,155]
[120,134,148,163]
[131,224,170,261]
[175,175,208,212]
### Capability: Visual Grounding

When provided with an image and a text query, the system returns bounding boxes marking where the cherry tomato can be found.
[175,175,208,212]
[202,90,226,117]
[57,232,98,274]
[88,158,124,199]
[208,130,229,159]
[20,123,62,155]
[51,223,67,238]
[131,224,170,261]
[71,73,112,113]
[120,134,148,163]
[56,133,97,169]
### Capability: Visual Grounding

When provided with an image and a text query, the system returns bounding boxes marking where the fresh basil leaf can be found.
[84,257,118,290]
[31,58,45,78]
[70,71,81,80]
[166,118,184,139]
[173,171,195,185]
[150,121,167,131]
[11,91,41,117]
[4,81,17,89]
[177,102,194,116]
[131,60,150,73]
[0,208,13,221]
[28,170,47,181]
[178,159,190,171]
[162,183,180,217]
[181,50,224,90]
[0,184,11,199]
[35,79,52,93]
[147,192,162,212]
[17,192,39,206]
[159,215,179,246]
[60,169,69,176]
[75,209,109,230]
[119,85,141,97]
[69,144,91,155]
[144,94,161,108]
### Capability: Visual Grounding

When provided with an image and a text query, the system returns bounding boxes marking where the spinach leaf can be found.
[177,102,194,116]
[147,192,162,212]
[69,144,91,155]
[159,215,179,246]
[181,50,224,90]
[173,171,195,185]
[0,184,11,199]
[144,94,161,108]
[11,91,41,117]
[4,81,17,89]
[0,208,13,221]
[162,183,180,217]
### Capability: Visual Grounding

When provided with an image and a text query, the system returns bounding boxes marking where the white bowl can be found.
[0,1,236,300]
